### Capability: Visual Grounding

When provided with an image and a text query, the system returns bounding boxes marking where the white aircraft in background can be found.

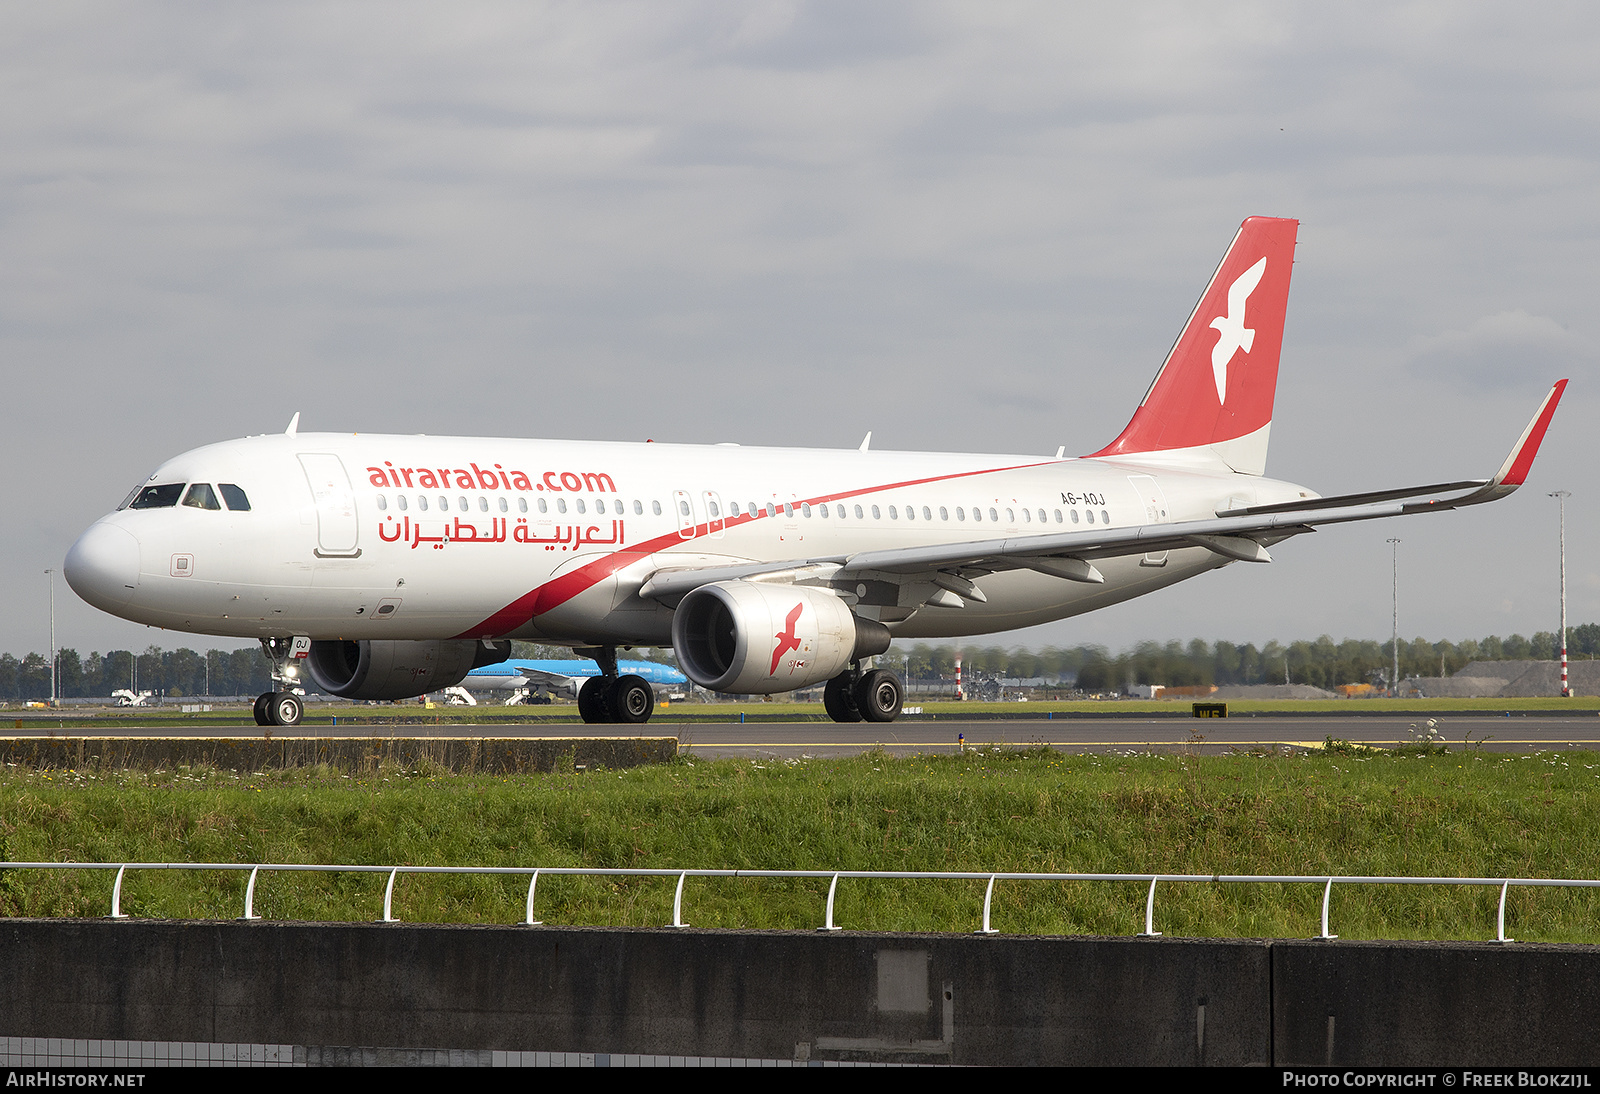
[63,217,1566,728]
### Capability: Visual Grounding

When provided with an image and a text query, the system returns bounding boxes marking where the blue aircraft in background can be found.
[451,658,688,705]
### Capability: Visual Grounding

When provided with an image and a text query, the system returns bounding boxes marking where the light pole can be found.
[44,568,55,707]
[1551,490,1571,697]
[1387,538,1401,696]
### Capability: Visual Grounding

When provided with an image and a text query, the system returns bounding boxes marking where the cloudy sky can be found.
[4,1,1596,661]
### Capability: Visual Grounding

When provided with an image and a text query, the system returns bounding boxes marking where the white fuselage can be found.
[66,432,1311,647]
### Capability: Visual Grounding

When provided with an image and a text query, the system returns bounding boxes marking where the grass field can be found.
[3,745,1599,942]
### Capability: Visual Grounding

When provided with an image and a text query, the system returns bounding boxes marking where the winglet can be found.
[285,412,301,437]
[1493,379,1566,488]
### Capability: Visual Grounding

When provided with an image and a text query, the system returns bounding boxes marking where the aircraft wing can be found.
[641,380,1564,605]
[515,666,584,695]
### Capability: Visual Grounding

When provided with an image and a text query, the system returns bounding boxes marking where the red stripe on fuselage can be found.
[449,457,1058,640]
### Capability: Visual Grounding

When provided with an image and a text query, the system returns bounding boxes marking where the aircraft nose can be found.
[64,522,141,610]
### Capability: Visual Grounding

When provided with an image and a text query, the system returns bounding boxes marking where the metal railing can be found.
[5,861,1598,941]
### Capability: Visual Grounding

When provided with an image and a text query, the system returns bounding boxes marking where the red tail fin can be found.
[1090,216,1299,475]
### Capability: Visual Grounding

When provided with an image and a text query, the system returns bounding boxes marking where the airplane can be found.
[454,658,688,704]
[61,216,1567,729]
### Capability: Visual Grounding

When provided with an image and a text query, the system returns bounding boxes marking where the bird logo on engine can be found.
[770,602,804,675]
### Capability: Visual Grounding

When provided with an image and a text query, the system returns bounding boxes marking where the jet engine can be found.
[672,581,890,695]
[306,639,510,701]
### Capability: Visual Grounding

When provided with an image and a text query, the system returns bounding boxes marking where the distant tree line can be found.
[892,624,1600,692]
[0,646,275,701]
[2,627,1596,701]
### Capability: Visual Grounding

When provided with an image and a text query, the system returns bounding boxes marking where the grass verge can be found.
[2,746,1598,942]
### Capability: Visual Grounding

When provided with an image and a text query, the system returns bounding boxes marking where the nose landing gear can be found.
[253,636,307,727]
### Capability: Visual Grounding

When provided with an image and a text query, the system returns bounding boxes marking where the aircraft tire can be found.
[253,693,272,726]
[577,677,612,724]
[823,674,862,723]
[854,670,902,723]
[269,691,303,727]
[609,675,654,724]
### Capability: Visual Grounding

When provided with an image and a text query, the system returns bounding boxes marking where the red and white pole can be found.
[1552,490,1571,697]
[955,654,964,701]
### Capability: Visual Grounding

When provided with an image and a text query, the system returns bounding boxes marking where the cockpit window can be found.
[218,484,251,511]
[182,483,221,510]
[129,483,185,509]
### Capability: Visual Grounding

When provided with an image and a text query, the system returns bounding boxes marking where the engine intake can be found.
[672,581,890,695]
[306,639,509,701]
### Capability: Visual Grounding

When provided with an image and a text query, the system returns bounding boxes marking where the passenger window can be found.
[904,505,914,521]
[1101,510,1110,524]
[853,505,863,519]
[377,495,388,512]
[479,497,489,512]
[438,495,448,511]
[218,484,251,511]
[459,496,469,510]
[730,501,742,517]
[558,498,568,514]
[1069,509,1077,524]
[679,500,691,517]
[889,506,898,519]
[939,507,948,521]
[710,501,721,517]
[956,507,965,521]
[419,496,430,512]
[398,495,409,512]
[129,483,184,509]
[497,497,507,512]
[1038,509,1047,523]
[518,498,528,513]
[182,483,221,510]
[990,508,999,522]
[1084,509,1093,524]
[923,506,932,521]
[614,499,624,515]
[871,505,881,519]
[1021,508,1030,522]
[576,499,586,514]
[653,500,662,516]
[972,508,982,522]
[1006,508,1014,522]
[767,503,777,518]
[538,498,548,513]
[802,503,811,517]
[837,504,847,519]
[634,500,643,515]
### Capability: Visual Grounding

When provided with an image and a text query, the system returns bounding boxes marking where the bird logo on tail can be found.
[1209,256,1267,405]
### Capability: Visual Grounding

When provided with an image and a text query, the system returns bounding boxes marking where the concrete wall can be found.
[3,921,1598,1065]
[0,735,675,773]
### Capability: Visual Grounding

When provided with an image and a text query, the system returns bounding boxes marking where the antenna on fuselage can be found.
[859,432,872,452]
[285,412,300,436]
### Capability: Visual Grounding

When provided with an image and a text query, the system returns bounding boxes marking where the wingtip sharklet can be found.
[1493,378,1567,489]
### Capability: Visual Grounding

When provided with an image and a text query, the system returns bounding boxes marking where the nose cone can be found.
[64,522,141,610]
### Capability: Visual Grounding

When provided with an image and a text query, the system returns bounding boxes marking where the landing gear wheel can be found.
[269,691,303,727]
[253,693,272,726]
[609,675,655,724]
[577,677,613,724]
[823,674,862,723]
[854,670,903,723]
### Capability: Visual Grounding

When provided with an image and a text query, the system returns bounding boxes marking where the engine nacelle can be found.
[306,639,510,701]
[672,581,891,695]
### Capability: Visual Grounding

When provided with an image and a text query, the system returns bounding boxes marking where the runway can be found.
[9,712,1600,758]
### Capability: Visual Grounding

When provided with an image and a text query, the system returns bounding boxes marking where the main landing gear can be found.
[823,664,904,723]
[575,647,655,725]
[253,636,306,728]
